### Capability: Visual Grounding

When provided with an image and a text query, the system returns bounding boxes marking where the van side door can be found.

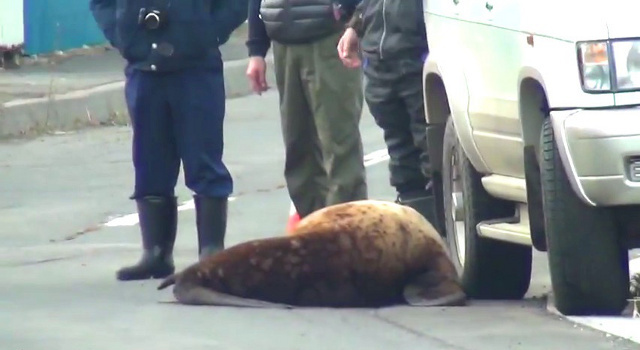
[464,0,526,178]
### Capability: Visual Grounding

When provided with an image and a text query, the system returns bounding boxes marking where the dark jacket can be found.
[259,0,342,45]
[246,0,360,57]
[90,0,248,72]
[348,0,428,61]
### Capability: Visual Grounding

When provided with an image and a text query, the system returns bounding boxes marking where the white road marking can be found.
[103,214,139,227]
[104,197,236,227]
[363,149,390,166]
[563,257,640,343]
[104,148,390,227]
[288,202,297,216]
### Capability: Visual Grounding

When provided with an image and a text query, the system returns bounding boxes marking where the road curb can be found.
[0,56,275,139]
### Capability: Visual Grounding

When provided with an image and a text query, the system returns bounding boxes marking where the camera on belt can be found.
[138,7,167,30]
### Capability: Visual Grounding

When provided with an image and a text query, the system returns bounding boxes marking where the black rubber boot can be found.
[194,195,228,261]
[116,196,177,281]
[396,189,439,228]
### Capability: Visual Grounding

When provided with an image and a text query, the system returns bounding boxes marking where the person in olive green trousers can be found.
[245,0,368,219]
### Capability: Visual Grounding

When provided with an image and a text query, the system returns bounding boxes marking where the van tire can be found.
[442,117,532,299]
[540,118,629,316]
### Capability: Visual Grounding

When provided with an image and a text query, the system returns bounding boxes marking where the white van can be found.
[421,0,640,316]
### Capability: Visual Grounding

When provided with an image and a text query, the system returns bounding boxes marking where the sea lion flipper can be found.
[175,285,294,309]
[157,273,178,290]
[402,271,467,307]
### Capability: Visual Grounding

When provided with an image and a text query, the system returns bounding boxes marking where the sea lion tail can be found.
[405,289,467,307]
[174,286,294,309]
[157,273,178,290]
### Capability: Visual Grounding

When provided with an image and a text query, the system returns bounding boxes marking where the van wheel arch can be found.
[519,78,548,252]
[424,72,451,236]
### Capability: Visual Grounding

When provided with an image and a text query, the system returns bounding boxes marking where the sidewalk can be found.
[0,23,275,139]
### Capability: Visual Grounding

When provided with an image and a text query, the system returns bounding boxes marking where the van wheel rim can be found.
[450,151,466,266]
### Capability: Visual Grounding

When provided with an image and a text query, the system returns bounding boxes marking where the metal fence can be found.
[23,0,107,55]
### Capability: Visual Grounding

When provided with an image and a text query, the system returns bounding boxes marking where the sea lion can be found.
[157,199,466,308]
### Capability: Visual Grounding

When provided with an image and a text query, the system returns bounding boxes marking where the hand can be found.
[337,28,361,68]
[246,56,269,95]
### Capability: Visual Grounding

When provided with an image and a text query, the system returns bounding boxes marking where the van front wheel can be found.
[442,117,532,299]
[540,118,629,316]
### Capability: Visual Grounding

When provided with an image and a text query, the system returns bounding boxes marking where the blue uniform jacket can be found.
[90,0,248,72]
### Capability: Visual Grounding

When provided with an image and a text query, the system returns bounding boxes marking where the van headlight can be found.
[619,41,640,88]
[577,39,640,93]
[577,42,610,92]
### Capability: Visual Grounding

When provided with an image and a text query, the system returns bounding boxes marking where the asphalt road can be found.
[0,92,638,350]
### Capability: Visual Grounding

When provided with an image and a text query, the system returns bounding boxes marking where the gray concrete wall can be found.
[0,23,276,139]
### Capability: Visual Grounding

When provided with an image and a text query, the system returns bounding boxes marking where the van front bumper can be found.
[550,107,640,206]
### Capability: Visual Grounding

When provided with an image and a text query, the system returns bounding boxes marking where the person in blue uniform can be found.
[89,0,248,281]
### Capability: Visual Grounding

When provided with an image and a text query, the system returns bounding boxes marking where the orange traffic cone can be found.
[286,202,301,235]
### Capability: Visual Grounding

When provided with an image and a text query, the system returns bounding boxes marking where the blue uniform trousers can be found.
[124,67,233,199]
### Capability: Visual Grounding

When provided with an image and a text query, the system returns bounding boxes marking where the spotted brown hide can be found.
[157,200,466,308]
